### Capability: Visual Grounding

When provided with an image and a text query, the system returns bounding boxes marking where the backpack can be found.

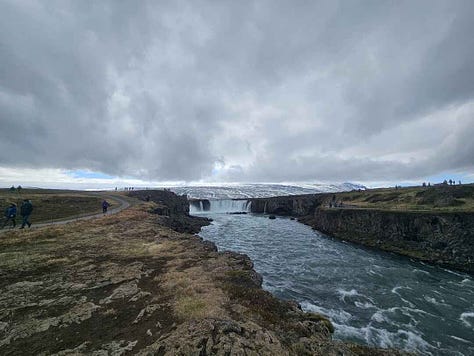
[9,206,17,217]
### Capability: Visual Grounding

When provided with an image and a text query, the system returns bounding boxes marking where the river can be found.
[192,209,474,355]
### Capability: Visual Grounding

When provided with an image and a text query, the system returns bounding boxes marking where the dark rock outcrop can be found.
[129,190,211,234]
[157,214,211,234]
[128,189,190,215]
[250,194,327,215]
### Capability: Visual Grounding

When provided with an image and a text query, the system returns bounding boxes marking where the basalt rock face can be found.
[250,194,327,216]
[128,190,211,234]
[302,208,474,273]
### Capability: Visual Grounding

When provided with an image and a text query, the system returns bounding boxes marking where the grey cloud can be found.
[1,0,473,183]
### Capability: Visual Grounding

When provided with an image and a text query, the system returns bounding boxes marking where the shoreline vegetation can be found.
[0,189,408,355]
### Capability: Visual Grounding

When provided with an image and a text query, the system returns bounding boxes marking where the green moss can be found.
[174,296,207,319]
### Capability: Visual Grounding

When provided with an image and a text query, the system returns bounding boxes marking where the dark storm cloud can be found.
[1,0,473,183]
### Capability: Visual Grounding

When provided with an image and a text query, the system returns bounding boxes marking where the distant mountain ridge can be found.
[169,182,366,200]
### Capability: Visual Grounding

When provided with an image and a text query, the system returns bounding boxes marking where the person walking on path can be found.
[102,200,111,214]
[20,199,33,229]
[2,203,17,228]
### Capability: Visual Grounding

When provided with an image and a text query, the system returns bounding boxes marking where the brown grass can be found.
[0,188,120,224]
[335,184,474,212]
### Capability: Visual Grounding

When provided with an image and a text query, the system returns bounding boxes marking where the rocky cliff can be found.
[250,194,326,215]
[128,189,190,214]
[128,189,211,234]
[250,194,474,274]
[301,208,474,273]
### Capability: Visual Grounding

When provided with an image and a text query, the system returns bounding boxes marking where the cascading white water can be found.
[246,200,252,211]
[190,199,251,213]
[211,200,248,213]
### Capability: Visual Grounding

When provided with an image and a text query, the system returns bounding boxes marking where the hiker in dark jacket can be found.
[102,200,111,214]
[20,199,33,229]
[2,203,17,228]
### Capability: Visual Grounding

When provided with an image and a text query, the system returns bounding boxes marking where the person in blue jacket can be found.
[2,203,17,228]
[102,200,111,214]
[20,199,33,229]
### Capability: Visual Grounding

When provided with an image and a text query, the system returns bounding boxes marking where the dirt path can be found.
[1,193,131,232]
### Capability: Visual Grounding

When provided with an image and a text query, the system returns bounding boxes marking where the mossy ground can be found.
[0,204,178,354]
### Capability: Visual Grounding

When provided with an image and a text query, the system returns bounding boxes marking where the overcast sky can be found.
[1,0,474,188]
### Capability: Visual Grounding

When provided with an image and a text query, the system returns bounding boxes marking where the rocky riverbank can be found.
[0,191,405,355]
[250,188,474,274]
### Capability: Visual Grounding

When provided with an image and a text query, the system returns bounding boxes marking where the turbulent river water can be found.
[192,209,474,355]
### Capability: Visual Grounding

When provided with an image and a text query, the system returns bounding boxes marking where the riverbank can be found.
[0,191,405,355]
[250,184,474,274]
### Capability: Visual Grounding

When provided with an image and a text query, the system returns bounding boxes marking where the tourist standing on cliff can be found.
[2,203,17,228]
[102,200,111,214]
[20,199,33,229]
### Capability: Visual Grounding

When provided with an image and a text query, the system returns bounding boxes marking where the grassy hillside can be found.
[334,183,474,212]
[0,189,118,224]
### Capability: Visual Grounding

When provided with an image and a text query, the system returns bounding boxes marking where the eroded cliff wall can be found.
[301,208,474,273]
[250,194,327,215]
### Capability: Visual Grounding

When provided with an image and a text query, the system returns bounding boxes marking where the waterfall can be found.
[189,200,203,213]
[190,199,251,214]
[264,201,267,214]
